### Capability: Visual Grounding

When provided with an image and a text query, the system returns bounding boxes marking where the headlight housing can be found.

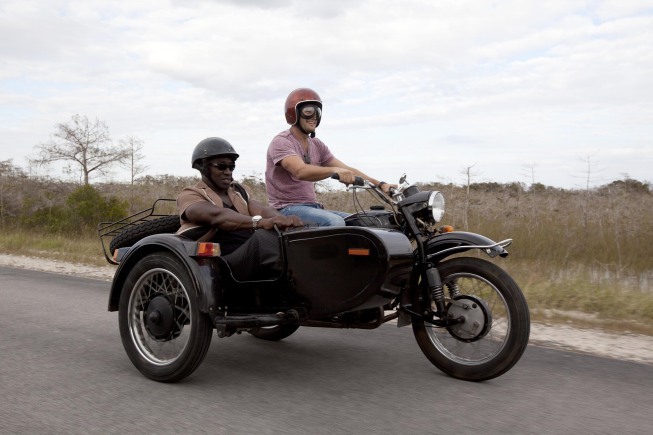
[428,191,445,223]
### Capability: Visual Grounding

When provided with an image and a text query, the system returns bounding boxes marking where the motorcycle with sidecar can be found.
[98,175,530,383]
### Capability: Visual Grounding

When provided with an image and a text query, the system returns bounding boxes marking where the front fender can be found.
[107,234,220,314]
[424,231,511,263]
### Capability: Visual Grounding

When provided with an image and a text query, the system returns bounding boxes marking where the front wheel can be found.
[412,257,530,381]
[118,252,213,382]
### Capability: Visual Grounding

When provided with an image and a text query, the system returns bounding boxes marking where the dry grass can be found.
[504,259,653,334]
[0,230,108,266]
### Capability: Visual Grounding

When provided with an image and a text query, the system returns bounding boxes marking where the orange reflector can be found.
[196,242,221,257]
[442,225,454,233]
[348,248,370,256]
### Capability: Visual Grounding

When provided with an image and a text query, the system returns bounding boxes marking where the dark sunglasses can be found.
[207,162,236,171]
[299,104,322,119]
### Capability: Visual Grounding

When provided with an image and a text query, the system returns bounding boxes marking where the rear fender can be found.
[424,231,512,263]
[107,234,220,314]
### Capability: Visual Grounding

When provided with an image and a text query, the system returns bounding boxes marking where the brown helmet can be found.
[284,88,322,127]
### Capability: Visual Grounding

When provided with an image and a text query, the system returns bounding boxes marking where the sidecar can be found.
[107,225,414,318]
[99,209,414,382]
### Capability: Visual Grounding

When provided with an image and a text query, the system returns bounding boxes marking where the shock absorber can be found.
[446,281,460,299]
[425,267,446,315]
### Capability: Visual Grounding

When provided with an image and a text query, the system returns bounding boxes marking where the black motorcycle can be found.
[99,175,530,383]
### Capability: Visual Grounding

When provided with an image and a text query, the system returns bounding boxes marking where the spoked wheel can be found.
[249,324,300,341]
[118,252,213,382]
[412,257,530,381]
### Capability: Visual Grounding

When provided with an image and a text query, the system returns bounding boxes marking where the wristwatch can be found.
[251,215,263,230]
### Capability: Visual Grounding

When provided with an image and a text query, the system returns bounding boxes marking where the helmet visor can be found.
[299,104,322,120]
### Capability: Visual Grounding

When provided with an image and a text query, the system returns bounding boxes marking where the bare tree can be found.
[120,136,148,185]
[577,153,602,231]
[120,135,148,213]
[32,114,129,185]
[460,163,478,230]
[521,162,539,228]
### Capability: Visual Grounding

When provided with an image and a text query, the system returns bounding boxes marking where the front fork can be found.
[403,232,461,326]
[424,267,446,315]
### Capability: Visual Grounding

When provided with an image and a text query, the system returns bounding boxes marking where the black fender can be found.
[400,232,511,317]
[424,231,511,264]
[107,234,221,314]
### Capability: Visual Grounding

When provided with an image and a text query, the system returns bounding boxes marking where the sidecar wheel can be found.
[118,252,213,382]
[412,257,530,382]
[249,325,300,341]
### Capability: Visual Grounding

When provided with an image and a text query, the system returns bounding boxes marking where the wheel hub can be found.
[446,295,492,342]
[145,295,175,340]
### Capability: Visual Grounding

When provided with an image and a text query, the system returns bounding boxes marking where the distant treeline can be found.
[1,158,651,275]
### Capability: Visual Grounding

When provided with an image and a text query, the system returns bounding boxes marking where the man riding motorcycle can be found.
[265,87,393,227]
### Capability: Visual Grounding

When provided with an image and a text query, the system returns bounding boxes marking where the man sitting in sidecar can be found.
[177,137,304,280]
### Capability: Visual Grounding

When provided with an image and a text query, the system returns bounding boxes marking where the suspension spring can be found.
[446,281,460,298]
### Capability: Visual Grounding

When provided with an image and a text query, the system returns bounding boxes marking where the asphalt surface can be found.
[1,265,652,434]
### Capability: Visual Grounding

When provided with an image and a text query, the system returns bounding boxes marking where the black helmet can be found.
[191,137,239,169]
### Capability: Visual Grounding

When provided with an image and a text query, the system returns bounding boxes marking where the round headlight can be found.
[428,191,445,223]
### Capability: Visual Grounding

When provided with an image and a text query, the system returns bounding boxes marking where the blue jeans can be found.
[279,203,350,227]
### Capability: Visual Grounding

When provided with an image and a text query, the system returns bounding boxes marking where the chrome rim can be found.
[425,272,510,365]
[128,268,192,366]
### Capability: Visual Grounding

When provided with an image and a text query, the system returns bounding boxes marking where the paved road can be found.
[1,266,652,434]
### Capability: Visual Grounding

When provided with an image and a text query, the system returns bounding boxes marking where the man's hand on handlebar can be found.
[331,168,358,185]
[330,172,365,186]
[377,182,397,194]
[331,173,396,193]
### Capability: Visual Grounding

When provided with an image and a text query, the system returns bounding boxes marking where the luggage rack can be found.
[98,198,176,264]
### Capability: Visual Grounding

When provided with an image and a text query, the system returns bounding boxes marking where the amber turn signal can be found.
[196,242,221,257]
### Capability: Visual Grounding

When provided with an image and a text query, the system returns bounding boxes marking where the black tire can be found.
[110,215,181,253]
[118,252,213,382]
[412,257,530,382]
[248,324,300,341]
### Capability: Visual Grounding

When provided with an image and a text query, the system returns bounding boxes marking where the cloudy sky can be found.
[1,0,651,189]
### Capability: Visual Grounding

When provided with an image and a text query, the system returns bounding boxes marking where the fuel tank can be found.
[344,209,400,229]
[283,227,414,316]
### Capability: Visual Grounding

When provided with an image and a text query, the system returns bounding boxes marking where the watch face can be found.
[252,215,262,229]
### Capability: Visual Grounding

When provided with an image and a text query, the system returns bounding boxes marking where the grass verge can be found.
[0,229,108,266]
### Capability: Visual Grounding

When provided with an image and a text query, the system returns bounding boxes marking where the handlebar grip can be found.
[330,173,365,186]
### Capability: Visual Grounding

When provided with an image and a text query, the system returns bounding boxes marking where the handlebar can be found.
[331,173,400,208]
[330,173,366,186]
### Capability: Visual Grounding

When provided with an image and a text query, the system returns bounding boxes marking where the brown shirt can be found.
[176,180,251,242]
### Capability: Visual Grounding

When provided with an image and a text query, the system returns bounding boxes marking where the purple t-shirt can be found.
[265,129,335,209]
